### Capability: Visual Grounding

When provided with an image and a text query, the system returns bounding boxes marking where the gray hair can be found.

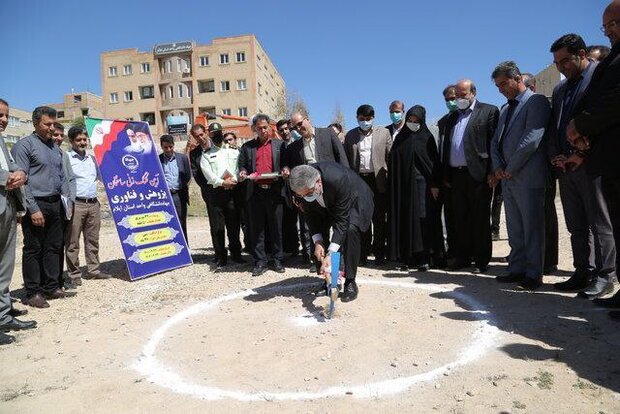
[491,61,522,80]
[289,165,320,193]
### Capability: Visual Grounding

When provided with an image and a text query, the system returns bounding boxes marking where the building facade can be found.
[2,107,32,145]
[101,35,286,137]
[534,64,563,99]
[47,91,104,124]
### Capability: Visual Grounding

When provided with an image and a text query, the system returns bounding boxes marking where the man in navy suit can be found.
[490,61,551,291]
[159,135,191,243]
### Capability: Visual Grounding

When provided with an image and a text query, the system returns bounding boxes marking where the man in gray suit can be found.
[491,61,552,291]
[548,34,616,298]
[0,98,37,344]
[344,104,392,265]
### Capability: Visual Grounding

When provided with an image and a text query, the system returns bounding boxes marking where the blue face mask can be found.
[390,112,403,124]
[446,100,457,113]
[302,181,321,202]
[358,120,373,131]
[291,130,302,140]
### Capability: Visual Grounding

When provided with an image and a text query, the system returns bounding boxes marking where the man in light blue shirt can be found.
[64,126,110,288]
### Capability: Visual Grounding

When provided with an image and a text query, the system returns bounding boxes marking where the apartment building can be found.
[2,106,33,145]
[47,91,104,124]
[101,35,286,137]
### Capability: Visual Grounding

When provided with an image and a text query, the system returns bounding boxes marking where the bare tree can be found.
[287,90,310,118]
[331,104,345,130]
[272,92,288,121]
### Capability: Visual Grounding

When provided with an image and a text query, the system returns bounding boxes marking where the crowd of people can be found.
[0,1,619,345]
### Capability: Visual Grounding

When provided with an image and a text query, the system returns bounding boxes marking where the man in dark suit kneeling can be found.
[288,162,373,302]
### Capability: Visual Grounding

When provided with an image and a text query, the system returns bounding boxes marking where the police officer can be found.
[200,123,244,268]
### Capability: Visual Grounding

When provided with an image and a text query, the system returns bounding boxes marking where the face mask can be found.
[390,112,403,124]
[456,98,471,110]
[406,122,421,132]
[446,100,457,112]
[302,181,321,202]
[358,120,373,131]
[211,132,224,145]
[291,130,302,140]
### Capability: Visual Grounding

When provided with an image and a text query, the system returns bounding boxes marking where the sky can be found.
[1,0,610,129]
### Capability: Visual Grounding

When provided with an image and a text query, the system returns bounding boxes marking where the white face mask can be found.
[406,122,420,132]
[456,98,471,110]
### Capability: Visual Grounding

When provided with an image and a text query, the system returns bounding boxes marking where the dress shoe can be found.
[553,274,592,292]
[85,272,112,280]
[313,284,328,297]
[273,261,285,273]
[8,308,28,317]
[417,264,430,272]
[0,332,15,345]
[516,277,543,291]
[577,277,615,299]
[472,265,488,274]
[252,264,268,277]
[593,292,620,308]
[0,317,37,332]
[231,255,246,264]
[544,265,558,275]
[309,262,317,274]
[23,294,50,308]
[340,280,358,302]
[496,273,525,283]
[44,288,77,300]
[608,310,620,321]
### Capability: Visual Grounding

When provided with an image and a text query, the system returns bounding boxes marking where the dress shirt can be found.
[68,150,98,199]
[359,130,374,173]
[391,124,403,140]
[11,133,65,213]
[449,100,477,167]
[303,135,317,163]
[161,153,180,190]
[200,145,240,188]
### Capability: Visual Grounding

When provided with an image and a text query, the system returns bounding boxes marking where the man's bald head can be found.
[603,0,620,46]
[456,79,477,96]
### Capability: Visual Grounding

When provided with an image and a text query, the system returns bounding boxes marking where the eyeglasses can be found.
[601,19,619,32]
[291,119,305,130]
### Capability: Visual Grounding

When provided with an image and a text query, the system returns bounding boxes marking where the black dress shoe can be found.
[0,332,15,345]
[417,264,430,272]
[252,264,267,277]
[309,262,317,274]
[593,292,620,308]
[472,265,488,274]
[544,265,558,275]
[8,308,28,317]
[312,284,328,297]
[273,261,285,273]
[577,277,614,299]
[340,280,358,302]
[0,317,37,332]
[215,259,227,269]
[496,273,525,283]
[553,274,592,292]
[608,310,620,321]
[516,277,543,291]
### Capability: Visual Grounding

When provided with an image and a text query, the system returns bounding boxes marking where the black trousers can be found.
[448,168,492,267]
[22,199,63,297]
[442,186,456,259]
[544,179,559,269]
[248,188,283,265]
[601,176,620,271]
[171,192,188,245]
[491,182,503,235]
[359,174,387,261]
[425,190,447,265]
[282,203,300,254]
[343,225,362,280]
[207,187,242,261]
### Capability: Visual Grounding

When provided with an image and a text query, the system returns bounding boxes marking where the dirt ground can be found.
[2,200,620,414]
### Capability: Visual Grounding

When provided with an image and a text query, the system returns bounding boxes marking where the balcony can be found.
[159,70,192,83]
[160,97,193,110]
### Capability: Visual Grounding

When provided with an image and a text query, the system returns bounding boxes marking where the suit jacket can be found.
[548,61,598,161]
[343,126,392,193]
[189,146,210,192]
[62,150,77,201]
[238,138,286,201]
[0,136,26,216]
[436,113,451,163]
[572,44,620,177]
[282,127,349,169]
[299,162,373,246]
[159,151,191,203]
[491,89,551,189]
[442,101,499,183]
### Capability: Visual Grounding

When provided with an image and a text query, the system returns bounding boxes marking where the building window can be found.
[238,107,248,117]
[73,95,82,103]
[124,91,133,102]
[141,112,156,125]
[187,85,192,98]
[165,60,172,73]
[110,93,118,104]
[236,79,247,90]
[141,62,150,73]
[236,52,246,63]
[219,53,229,64]
[178,84,184,98]
[199,56,209,67]
[108,66,117,77]
[82,109,89,116]
[140,85,155,99]
[123,64,132,75]
[258,82,262,95]
[57,111,65,119]
[198,79,215,93]
[177,58,183,72]
[168,85,174,99]
[8,116,20,127]
[220,81,230,92]
[222,108,231,116]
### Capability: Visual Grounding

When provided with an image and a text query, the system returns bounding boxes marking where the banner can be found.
[85,118,193,280]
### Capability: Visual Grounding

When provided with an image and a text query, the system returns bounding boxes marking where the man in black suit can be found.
[159,135,191,243]
[568,0,620,310]
[289,162,373,302]
[282,112,349,270]
[441,79,500,273]
[238,114,287,276]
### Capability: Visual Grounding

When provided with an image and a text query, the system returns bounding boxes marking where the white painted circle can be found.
[132,278,500,401]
